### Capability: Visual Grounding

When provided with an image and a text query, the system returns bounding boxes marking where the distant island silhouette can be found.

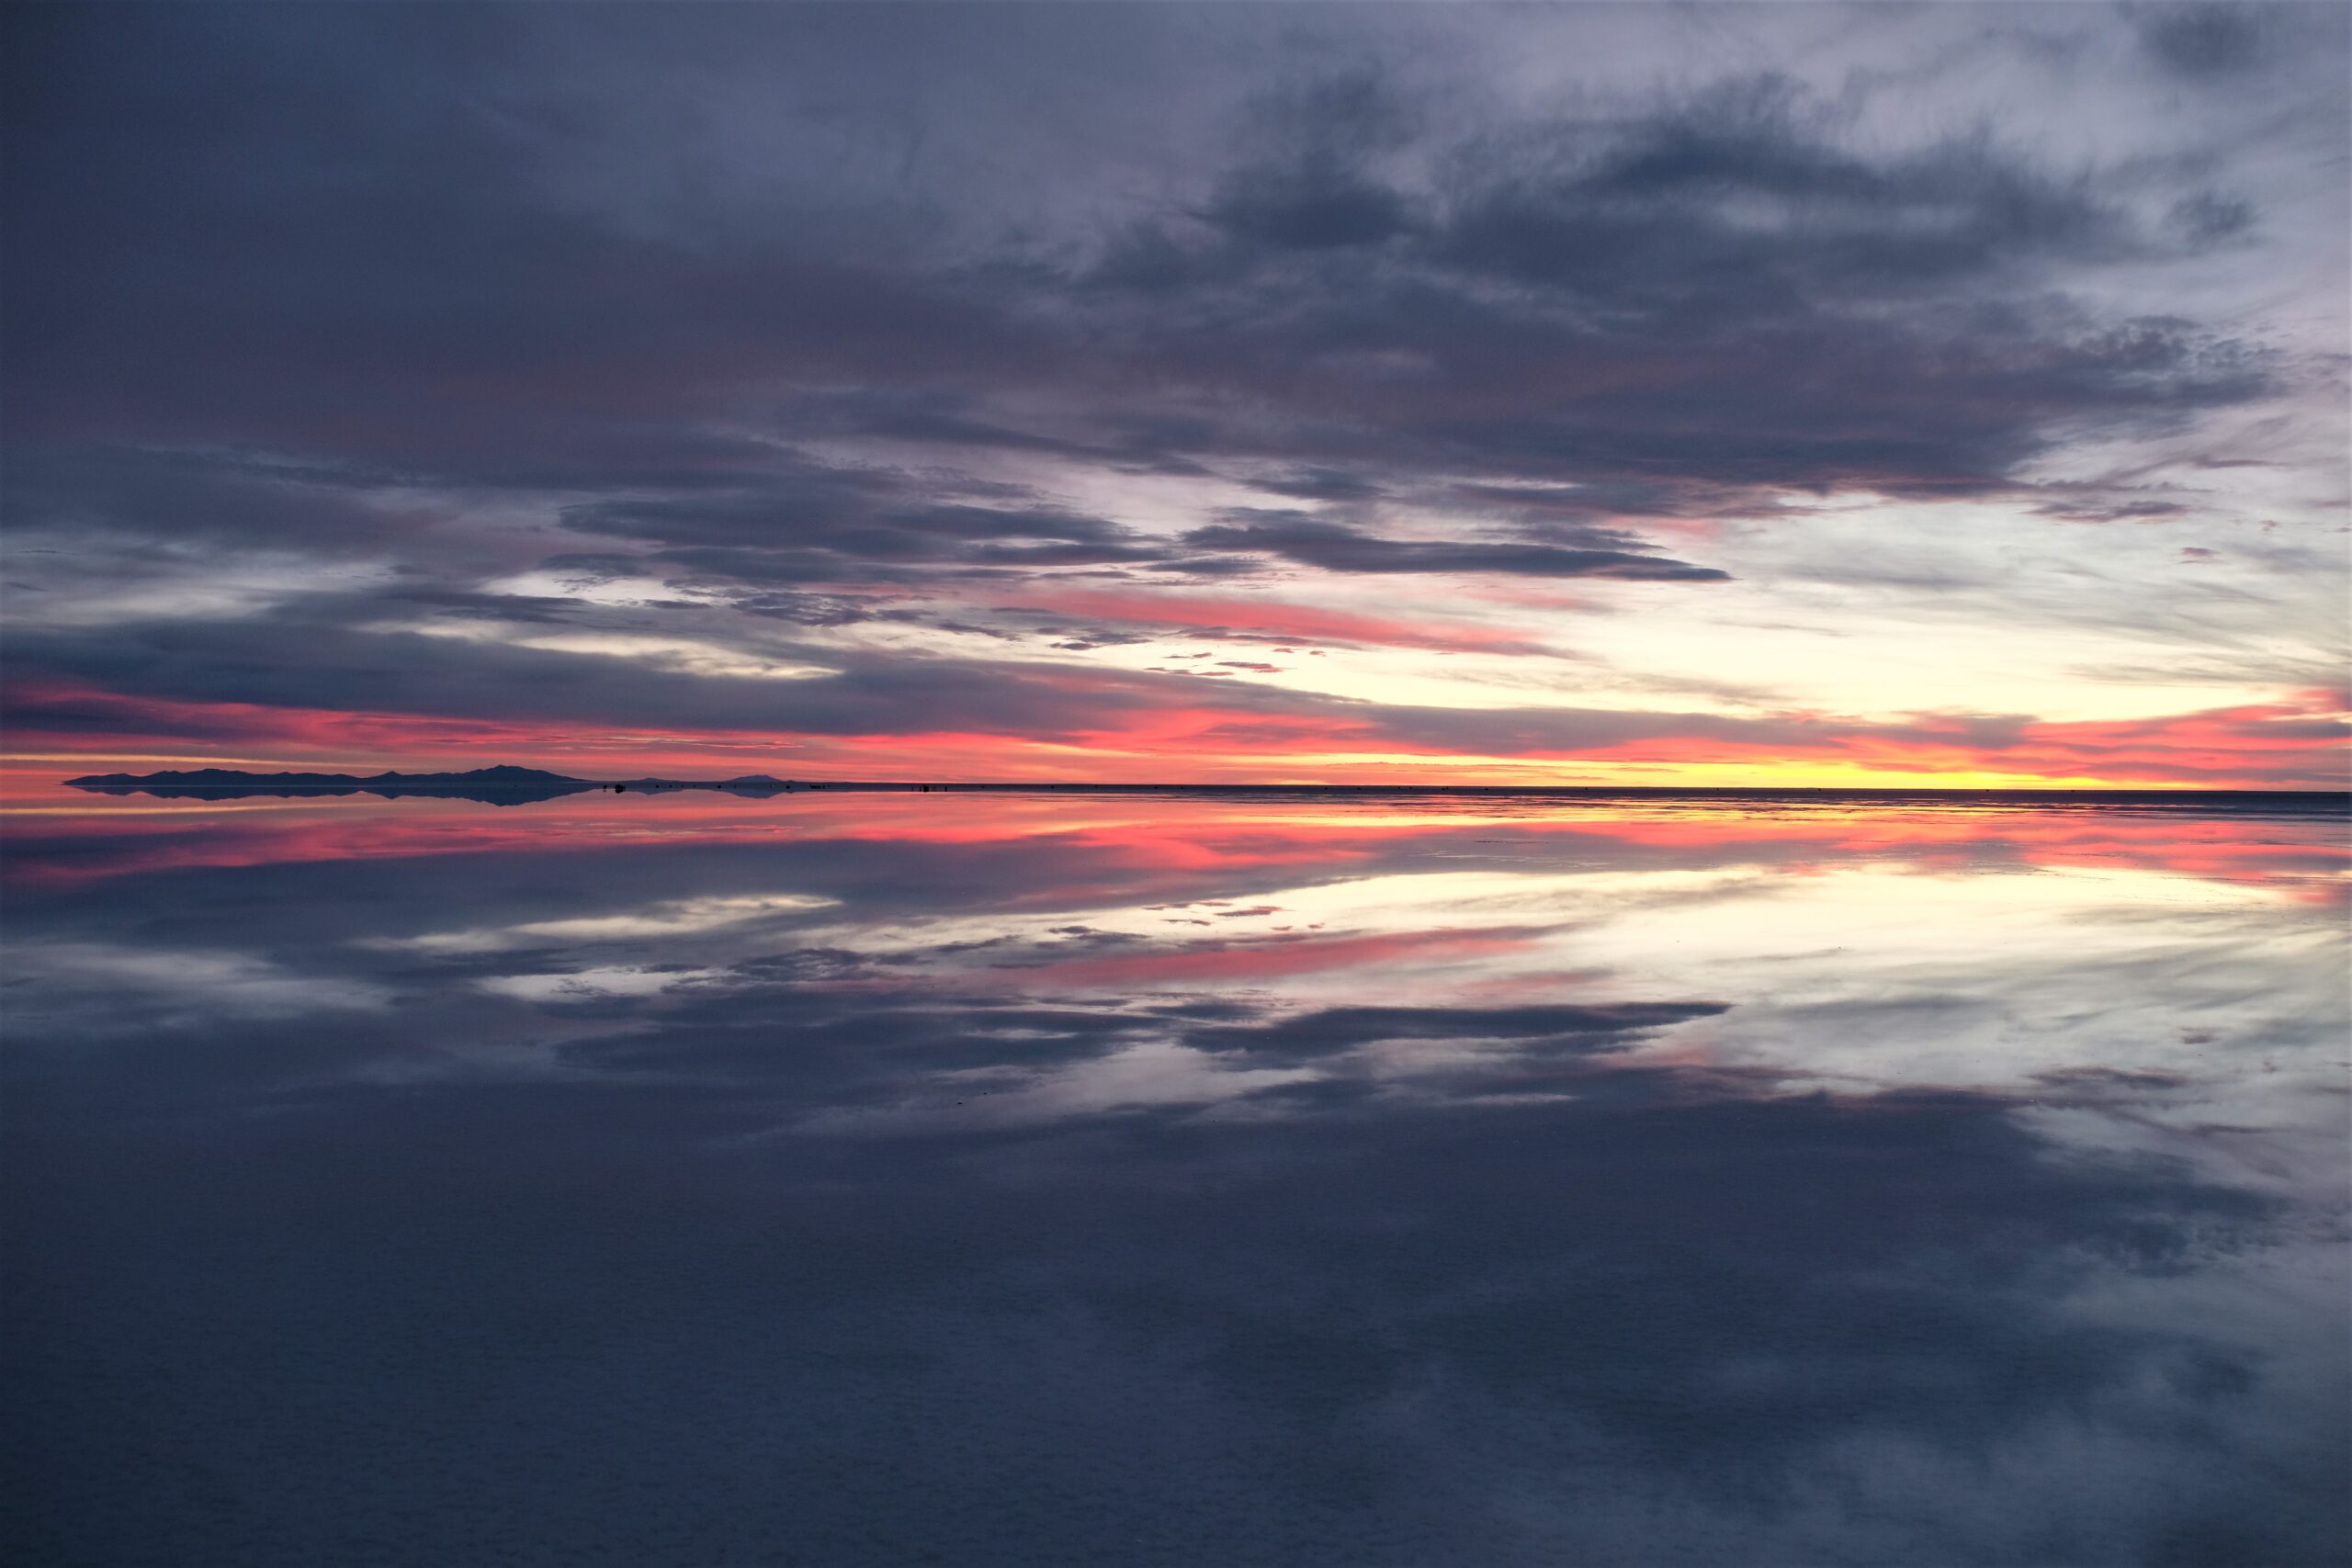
[60,767,2350,814]
[62,766,813,806]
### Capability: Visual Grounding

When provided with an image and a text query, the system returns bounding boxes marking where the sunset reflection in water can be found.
[5,788,2346,1565]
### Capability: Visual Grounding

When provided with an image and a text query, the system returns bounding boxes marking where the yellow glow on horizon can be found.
[1148,752,2182,791]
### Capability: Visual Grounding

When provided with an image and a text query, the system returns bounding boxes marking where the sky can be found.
[4,2,2347,788]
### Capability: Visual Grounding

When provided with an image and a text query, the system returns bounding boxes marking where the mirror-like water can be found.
[5,788,2346,1565]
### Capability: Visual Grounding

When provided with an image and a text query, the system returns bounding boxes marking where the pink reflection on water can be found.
[6,779,2344,904]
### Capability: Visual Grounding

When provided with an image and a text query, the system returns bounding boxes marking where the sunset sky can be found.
[5,3,2346,788]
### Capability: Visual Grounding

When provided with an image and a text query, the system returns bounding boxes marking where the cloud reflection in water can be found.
[3,790,2345,1565]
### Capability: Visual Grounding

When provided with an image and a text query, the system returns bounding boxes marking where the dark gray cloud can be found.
[1204,160,1416,252]
[2135,4,2275,78]
[4,609,1209,741]
[567,485,1155,569]
[0,446,419,553]
[1,9,2307,511]
[1248,468,1390,502]
[1437,77,2143,299]
[1182,1000,1728,1063]
[1185,511,1729,581]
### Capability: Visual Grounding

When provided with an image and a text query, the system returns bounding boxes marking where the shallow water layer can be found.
[4,789,2346,1566]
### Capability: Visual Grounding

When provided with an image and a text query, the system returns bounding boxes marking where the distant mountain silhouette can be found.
[69,766,583,786]
[65,766,601,806]
[62,765,823,805]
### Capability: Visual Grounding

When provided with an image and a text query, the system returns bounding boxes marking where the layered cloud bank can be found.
[4,5,2346,786]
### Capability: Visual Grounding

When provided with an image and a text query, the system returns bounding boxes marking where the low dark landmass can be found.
[64,765,599,807]
[61,768,2352,816]
[66,766,580,786]
[62,767,815,805]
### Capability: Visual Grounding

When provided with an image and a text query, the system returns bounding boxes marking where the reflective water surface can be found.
[5,787,2346,1565]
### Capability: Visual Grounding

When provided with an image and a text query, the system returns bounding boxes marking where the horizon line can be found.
[53,768,2352,799]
